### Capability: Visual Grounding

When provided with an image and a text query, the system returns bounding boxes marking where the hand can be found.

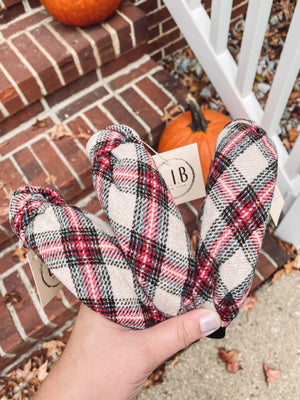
[33,304,220,400]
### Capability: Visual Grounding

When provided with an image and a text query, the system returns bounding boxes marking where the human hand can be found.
[33,304,220,400]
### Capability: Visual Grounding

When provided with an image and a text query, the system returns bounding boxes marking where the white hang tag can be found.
[27,250,63,308]
[270,185,284,226]
[152,143,206,205]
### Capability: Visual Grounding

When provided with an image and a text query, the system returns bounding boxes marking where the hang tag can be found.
[153,143,206,205]
[270,185,284,226]
[27,250,63,308]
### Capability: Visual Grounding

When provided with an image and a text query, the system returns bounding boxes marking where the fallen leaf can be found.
[263,364,281,386]
[4,291,22,305]
[170,351,182,367]
[218,348,243,373]
[143,364,165,388]
[189,229,198,256]
[45,175,57,185]
[283,259,295,275]
[242,294,258,312]
[42,340,65,359]
[37,361,48,382]
[13,246,29,262]
[32,119,48,130]
[288,128,299,144]
[47,124,72,140]
[272,268,284,283]
[293,252,300,270]
[160,103,182,122]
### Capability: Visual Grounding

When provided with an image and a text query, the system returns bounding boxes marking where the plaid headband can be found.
[9,121,277,336]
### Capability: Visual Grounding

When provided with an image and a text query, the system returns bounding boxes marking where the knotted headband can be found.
[9,120,277,336]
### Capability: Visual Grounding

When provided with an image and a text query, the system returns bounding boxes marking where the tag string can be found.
[140,139,170,166]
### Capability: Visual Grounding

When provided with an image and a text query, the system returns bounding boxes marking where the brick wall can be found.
[133,0,249,61]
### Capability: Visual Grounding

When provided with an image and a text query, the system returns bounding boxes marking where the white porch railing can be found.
[163,0,300,247]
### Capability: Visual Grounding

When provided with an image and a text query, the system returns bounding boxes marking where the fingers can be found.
[141,308,221,368]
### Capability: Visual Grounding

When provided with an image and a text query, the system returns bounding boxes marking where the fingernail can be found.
[199,310,220,333]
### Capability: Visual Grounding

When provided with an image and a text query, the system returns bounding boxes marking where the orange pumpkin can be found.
[158,96,231,184]
[39,0,122,27]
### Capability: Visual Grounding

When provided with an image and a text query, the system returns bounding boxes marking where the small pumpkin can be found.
[158,95,231,184]
[39,0,122,27]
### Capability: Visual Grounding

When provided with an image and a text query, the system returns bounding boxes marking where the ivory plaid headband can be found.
[9,120,277,336]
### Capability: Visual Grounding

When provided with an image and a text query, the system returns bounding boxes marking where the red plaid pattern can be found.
[10,121,277,332]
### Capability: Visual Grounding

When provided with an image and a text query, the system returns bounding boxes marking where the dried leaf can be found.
[33,119,48,130]
[218,348,243,373]
[160,103,182,122]
[272,268,284,283]
[144,364,165,388]
[292,252,300,270]
[287,128,299,144]
[242,294,258,312]
[45,175,57,185]
[4,291,22,305]
[189,229,198,257]
[47,124,72,140]
[13,246,29,263]
[42,340,65,359]
[263,364,281,386]
[283,259,295,275]
[170,351,182,367]
[37,361,48,382]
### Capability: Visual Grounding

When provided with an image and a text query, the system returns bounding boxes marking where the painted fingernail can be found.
[199,310,220,333]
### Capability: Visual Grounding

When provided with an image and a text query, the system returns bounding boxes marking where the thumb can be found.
[142,308,221,368]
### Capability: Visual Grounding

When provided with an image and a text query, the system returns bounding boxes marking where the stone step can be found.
[0,0,148,125]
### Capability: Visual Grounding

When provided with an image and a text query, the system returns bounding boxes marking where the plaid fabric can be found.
[9,120,277,331]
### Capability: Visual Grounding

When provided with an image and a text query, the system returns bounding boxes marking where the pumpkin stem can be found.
[187,94,209,132]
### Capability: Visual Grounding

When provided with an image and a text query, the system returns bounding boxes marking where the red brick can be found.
[148,25,160,41]
[84,106,113,130]
[1,10,48,39]
[0,228,15,253]
[0,248,18,275]
[149,29,181,54]
[147,6,170,28]
[0,294,23,353]
[178,203,197,234]
[0,1,24,23]
[30,25,79,86]
[164,37,188,57]
[54,136,92,189]
[80,195,102,215]
[101,44,148,77]
[45,70,98,108]
[162,17,177,33]
[67,116,94,146]
[56,86,109,121]
[136,76,172,110]
[151,50,163,62]
[61,287,81,311]
[153,69,188,106]
[49,20,97,74]
[0,42,42,105]
[108,13,133,55]
[31,138,81,201]
[117,1,148,47]
[13,147,48,186]
[23,263,77,330]
[12,33,62,95]
[0,117,53,157]
[3,271,50,339]
[262,233,289,267]
[102,96,147,140]
[250,273,263,292]
[81,23,115,66]
[0,72,24,116]
[0,158,26,223]
[3,0,21,8]
[135,0,158,15]
[0,101,45,138]
[256,252,277,280]
[109,59,156,90]
[120,87,163,132]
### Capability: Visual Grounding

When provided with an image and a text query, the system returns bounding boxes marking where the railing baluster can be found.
[236,0,273,98]
[261,0,300,137]
[210,0,233,55]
